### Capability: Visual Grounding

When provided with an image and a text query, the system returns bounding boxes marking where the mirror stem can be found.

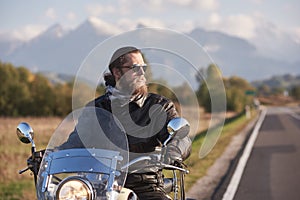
[163,135,172,147]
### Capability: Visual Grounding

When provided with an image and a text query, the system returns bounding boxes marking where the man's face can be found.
[114,52,147,94]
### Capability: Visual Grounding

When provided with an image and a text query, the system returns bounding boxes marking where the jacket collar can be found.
[106,85,147,107]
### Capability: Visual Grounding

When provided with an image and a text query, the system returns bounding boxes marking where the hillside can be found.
[251,74,300,89]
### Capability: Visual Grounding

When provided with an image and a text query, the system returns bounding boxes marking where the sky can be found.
[1,0,299,44]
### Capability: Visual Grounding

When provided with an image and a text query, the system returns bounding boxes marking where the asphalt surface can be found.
[187,111,260,200]
[214,106,300,200]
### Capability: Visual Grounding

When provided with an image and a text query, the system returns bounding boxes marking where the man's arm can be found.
[157,96,192,164]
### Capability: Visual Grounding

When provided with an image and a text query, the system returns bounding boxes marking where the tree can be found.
[0,62,32,116]
[224,76,255,112]
[197,64,226,113]
[53,83,72,116]
[197,64,255,113]
[173,82,195,105]
[0,61,76,116]
[29,74,56,115]
[290,86,300,100]
[148,80,177,102]
[257,84,271,96]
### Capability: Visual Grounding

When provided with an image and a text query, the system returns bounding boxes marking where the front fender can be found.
[117,187,138,200]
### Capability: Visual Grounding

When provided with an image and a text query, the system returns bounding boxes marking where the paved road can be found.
[215,106,300,200]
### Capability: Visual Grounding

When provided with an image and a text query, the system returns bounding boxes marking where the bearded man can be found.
[87,46,192,200]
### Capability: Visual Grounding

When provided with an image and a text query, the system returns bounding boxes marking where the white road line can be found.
[286,108,300,120]
[289,112,300,120]
[222,108,267,200]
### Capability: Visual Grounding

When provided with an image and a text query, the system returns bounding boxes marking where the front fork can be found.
[172,167,186,200]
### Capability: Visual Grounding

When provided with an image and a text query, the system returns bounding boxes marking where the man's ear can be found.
[112,68,121,81]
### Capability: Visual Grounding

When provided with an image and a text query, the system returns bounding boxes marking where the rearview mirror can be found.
[164,117,190,146]
[16,122,34,144]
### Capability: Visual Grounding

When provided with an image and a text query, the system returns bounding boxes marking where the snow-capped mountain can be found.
[0,18,299,81]
[3,18,111,75]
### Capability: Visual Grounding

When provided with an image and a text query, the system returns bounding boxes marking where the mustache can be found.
[133,75,146,82]
[117,75,147,94]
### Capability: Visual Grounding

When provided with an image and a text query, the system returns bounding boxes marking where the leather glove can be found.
[27,149,45,175]
[163,136,192,165]
[164,146,183,165]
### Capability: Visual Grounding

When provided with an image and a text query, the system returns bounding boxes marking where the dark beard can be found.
[132,84,148,98]
[118,76,147,96]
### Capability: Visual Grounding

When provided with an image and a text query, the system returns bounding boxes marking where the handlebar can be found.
[161,163,189,174]
[121,155,189,174]
[121,156,152,171]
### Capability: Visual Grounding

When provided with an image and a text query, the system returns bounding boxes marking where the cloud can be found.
[224,14,256,39]
[209,12,221,26]
[88,17,122,35]
[176,20,197,32]
[293,27,300,44]
[250,0,264,5]
[168,0,219,11]
[66,12,77,21]
[194,0,219,11]
[116,0,164,14]
[136,18,166,28]
[203,44,221,53]
[45,8,57,20]
[115,17,168,34]
[113,16,167,31]
[3,25,47,41]
[144,0,164,12]
[250,18,300,62]
[117,0,131,15]
[116,18,137,31]
[85,4,115,17]
[205,13,256,40]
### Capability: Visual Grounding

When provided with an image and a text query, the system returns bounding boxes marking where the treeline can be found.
[256,83,300,100]
[0,61,73,116]
[1,61,257,117]
[197,64,255,113]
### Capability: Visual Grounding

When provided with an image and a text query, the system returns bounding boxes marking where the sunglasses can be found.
[118,64,147,72]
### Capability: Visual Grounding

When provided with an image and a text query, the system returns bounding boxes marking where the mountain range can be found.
[0,17,299,82]
[252,74,300,89]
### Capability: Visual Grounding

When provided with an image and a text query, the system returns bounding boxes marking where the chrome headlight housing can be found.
[56,176,94,200]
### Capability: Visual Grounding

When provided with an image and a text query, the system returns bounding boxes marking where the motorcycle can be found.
[16,107,190,200]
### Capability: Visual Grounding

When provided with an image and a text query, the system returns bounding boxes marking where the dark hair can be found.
[105,46,141,86]
[103,73,116,86]
[109,46,141,71]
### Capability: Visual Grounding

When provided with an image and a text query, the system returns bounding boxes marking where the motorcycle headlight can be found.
[56,176,94,200]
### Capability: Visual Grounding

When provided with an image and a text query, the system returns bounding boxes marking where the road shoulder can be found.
[186,112,261,200]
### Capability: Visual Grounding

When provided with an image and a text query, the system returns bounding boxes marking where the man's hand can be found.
[164,146,182,165]
[27,149,45,175]
[163,135,192,166]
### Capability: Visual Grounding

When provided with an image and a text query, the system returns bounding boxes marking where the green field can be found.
[0,117,61,200]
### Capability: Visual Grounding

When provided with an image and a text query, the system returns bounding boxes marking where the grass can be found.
[0,180,35,200]
[0,117,61,200]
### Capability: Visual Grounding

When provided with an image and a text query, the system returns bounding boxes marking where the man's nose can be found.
[136,66,145,75]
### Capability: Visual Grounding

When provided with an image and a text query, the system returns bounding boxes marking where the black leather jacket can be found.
[86,92,192,162]
[58,91,192,194]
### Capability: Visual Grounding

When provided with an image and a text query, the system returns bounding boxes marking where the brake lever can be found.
[19,167,30,174]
